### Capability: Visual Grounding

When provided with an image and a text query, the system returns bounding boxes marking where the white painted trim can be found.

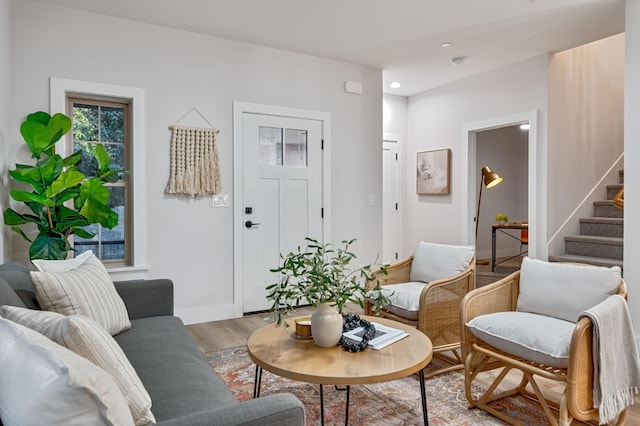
[461,110,543,259]
[50,78,148,279]
[232,101,331,317]
[175,303,236,326]
[383,133,404,260]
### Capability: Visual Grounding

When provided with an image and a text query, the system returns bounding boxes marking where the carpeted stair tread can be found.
[579,217,624,224]
[564,235,623,245]
[606,184,623,200]
[548,254,623,268]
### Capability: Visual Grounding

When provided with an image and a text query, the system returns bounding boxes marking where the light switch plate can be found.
[212,194,230,207]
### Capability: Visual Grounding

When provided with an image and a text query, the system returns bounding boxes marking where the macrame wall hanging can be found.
[165,108,222,196]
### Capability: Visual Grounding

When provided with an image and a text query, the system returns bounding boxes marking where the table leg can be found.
[492,227,497,272]
[319,384,325,426]
[419,369,429,425]
[253,366,263,398]
[345,385,351,425]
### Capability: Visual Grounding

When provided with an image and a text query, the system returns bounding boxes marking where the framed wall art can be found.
[416,148,451,195]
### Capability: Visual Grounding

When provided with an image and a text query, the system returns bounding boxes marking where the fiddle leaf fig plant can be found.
[3,111,121,260]
[266,237,391,326]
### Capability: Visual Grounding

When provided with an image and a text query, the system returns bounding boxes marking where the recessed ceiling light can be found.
[451,57,464,65]
[520,123,530,130]
[441,42,452,48]
[389,81,402,89]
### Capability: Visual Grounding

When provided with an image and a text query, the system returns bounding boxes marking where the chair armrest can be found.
[367,256,413,289]
[566,316,597,420]
[156,393,305,426]
[460,271,520,355]
[114,279,174,320]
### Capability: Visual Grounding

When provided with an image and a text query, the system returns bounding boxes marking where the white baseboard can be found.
[175,303,237,325]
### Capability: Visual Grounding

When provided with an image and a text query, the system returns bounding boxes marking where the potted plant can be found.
[495,213,509,225]
[266,237,390,347]
[3,111,121,260]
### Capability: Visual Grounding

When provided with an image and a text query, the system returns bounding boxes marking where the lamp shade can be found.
[481,166,502,189]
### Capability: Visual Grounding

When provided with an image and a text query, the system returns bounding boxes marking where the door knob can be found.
[245,220,261,228]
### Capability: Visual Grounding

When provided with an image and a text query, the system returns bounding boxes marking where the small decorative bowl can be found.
[294,316,312,339]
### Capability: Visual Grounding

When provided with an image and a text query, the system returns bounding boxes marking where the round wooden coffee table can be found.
[247,315,433,425]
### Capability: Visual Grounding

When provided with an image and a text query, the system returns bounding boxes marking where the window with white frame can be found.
[51,78,147,278]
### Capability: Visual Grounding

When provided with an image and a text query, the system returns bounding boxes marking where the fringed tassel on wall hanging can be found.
[165,125,222,196]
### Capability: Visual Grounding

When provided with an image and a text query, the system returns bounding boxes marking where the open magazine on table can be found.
[342,321,409,350]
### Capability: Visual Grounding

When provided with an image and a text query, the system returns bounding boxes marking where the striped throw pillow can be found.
[2,306,155,426]
[30,252,131,335]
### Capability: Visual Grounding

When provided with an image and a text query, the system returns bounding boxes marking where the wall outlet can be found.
[212,194,230,207]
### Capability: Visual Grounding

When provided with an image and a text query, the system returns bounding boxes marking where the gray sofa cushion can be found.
[0,263,37,309]
[0,277,26,308]
[115,316,237,423]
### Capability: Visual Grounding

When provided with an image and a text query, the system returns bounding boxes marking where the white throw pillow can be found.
[467,311,574,368]
[409,242,474,283]
[30,251,131,335]
[517,257,621,323]
[0,317,134,426]
[1,306,155,426]
[32,250,94,273]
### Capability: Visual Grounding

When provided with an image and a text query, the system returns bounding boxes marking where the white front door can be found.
[383,140,401,264]
[242,113,323,313]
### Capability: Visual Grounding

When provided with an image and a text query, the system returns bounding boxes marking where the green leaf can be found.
[20,120,51,156]
[52,206,88,234]
[26,111,51,125]
[9,190,50,204]
[9,167,44,192]
[29,234,70,260]
[80,200,118,229]
[11,226,32,243]
[38,154,64,186]
[99,170,119,184]
[45,170,85,198]
[47,113,72,144]
[63,150,82,167]
[73,228,95,239]
[93,144,111,174]
[4,208,35,225]
[79,177,110,205]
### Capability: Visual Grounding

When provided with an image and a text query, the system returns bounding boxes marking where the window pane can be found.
[259,127,282,166]
[100,107,125,143]
[73,104,98,142]
[101,222,125,260]
[73,142,99,178]
[284,129,307,167]
[106,144,126,178]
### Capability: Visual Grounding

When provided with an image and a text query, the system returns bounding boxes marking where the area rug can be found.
[205,346,549,426]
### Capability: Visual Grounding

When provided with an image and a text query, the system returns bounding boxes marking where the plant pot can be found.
[311,303,343,347]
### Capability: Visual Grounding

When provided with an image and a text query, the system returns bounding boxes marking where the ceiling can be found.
[34,0,625,96]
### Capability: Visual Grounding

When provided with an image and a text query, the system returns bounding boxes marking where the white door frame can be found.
[461,110,546,260]
[383,133,404,262]
[233,101,331,317]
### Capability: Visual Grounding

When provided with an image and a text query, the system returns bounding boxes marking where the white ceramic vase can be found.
[311,302,343,347]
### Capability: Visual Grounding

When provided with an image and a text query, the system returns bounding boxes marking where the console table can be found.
[492,222,528,272]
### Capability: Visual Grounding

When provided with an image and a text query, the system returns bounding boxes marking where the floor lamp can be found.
[475,166,503,239]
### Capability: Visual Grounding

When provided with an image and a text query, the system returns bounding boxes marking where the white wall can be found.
[9,0,383,324]
[0,0,9,263]
[405,55,548,256]
[625,0,640,338]
[547,34,624,241]
[383,94,408,139]
[476,126,528,260]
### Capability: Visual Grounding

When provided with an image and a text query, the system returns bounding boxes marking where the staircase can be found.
[548,170,624,269]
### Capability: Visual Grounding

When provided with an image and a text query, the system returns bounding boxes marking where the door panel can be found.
[383,140,401,264]
[243,114,322,313]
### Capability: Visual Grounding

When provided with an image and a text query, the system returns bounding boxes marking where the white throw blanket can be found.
[580,294,640,424]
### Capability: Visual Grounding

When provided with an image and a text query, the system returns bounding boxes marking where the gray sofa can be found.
[0,262,305,426]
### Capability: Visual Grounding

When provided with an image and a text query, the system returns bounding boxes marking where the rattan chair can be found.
[461,259,628,426]
[365,242,475,378]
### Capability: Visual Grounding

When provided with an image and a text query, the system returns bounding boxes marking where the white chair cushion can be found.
[0,317,134,426]
[30,251,131,335]
[467,311,574,368]
[517,257,621,323]
[409,242,474,283]
[1,306,155,426]
[381,282,426,320]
